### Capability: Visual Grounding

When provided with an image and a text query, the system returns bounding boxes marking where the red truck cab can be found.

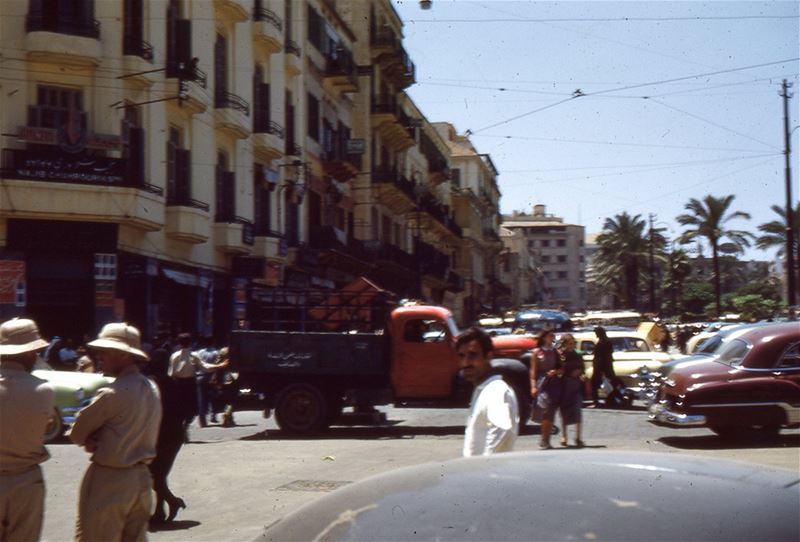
[390,305,536,399]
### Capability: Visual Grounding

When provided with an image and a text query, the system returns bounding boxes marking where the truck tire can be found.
[275,383,329,434]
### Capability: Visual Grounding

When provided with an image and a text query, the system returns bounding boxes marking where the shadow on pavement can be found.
[658,433,800,450]
[148,520,201,532]
[240,424,467,440]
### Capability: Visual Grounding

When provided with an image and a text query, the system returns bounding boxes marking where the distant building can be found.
[498,227,538,310]
[501,205,586,312]
[584,233,614,310]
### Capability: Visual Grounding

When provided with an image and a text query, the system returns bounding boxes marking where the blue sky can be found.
[393,1,799,260]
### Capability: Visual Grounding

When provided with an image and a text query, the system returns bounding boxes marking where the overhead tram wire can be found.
[467,58,800,134]
[406,15,800,23]
[471,134,772,154]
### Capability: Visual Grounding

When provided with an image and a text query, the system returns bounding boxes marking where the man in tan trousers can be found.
[0,318,54,542]
[69,323,161,542]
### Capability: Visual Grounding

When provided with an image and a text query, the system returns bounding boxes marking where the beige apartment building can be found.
[432,122,503,320]
[0,0,491,341]
[498,226,539,309]
[502,204,586,312]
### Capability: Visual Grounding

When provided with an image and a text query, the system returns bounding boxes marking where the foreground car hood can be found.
[258,451,798,542]
[666,360,738,394]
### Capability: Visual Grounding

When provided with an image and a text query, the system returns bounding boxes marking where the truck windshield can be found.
[447,315,460,339]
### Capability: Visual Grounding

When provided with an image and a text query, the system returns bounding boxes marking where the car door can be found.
[391,316,456,399]
[772,341,800,425]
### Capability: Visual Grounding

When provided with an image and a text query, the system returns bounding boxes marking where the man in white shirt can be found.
[458,327,519,457]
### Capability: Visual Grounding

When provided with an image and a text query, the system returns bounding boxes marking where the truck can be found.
[231,281,536,433]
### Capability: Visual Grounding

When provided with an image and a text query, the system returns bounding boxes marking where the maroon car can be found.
[649,322,800,437]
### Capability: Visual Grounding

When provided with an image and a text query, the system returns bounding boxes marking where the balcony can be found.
[369,29,415,89]
[214,216,254,255]
[284,39,302,76]
[321,141,360,182]
[252,6,282,54]
[214,0,249,23]
[25,15,101,66]
[372,167,416,214]
[323,48,359,95]
[120,37,155,88]
[164,191,210,243]
[362,239,416,271]
[285,141,302,157]
[414,193,462,241]
[1,148,163,232]
[253,120,284,162]
[370,100,416,151]
[415,240,449,281]
[307,226,369,273]
[214,91,251,139]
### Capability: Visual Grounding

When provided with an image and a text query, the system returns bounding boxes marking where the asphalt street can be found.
[40,406,799,542]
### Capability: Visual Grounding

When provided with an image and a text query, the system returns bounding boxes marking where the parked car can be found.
[636,322,777,404]
[649,322,800,437]
[257,451,800,542]
[567,330,672,399]
[32,359,113,442]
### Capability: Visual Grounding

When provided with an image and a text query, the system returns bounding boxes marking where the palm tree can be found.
[756,203,800,256]
[677,195,752,317]
[594,212,653,309]
[663,248,692,316]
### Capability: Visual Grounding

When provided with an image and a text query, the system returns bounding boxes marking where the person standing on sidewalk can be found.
[530,328,561,449]
[0,318,54,542]
[459,327,519,457]
[169,334,227,428]
[68,323,162,542]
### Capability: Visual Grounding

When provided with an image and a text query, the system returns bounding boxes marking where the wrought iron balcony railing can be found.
[123,37,154,60]
[285,39,301,57]
[253,7,282,30]
[26,14,100,39]
[254,119,284,137]
[215,91,250,116]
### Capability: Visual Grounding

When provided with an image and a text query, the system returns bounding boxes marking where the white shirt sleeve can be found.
[464,378,519,457]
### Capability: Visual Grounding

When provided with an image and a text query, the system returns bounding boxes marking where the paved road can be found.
[40,406,799,541]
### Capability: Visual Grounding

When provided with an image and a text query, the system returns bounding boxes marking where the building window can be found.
[216,152,235,222]
[557,239,566,247]
[253,65,273,133]
[166,127,190,205]
[450,168,461,187]
[214,34,228,103]
[307,93,320,142]
[285,91,296,155]
[541,255,551,263]
[122,106,145,188]
[558,271,567,279]
[253,164,272,235]
[29,86,85,131]
[381,214,391,244]
[27,0,100,38]
[165,0,191,78]
[123,0,152,59]
[285,190,299,247]
[371,207,379,240]
[541,239,550,247]
[557,255,567,263]
[307,4,323,51]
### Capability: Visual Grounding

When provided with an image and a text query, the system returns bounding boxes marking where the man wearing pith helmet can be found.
[0,317,54,542]
[68,323,162,542]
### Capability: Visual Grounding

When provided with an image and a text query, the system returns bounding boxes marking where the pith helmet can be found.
[0,318,49,355]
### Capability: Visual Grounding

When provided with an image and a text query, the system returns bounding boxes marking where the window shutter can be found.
[176,19,192,68]
[127,127,145,187]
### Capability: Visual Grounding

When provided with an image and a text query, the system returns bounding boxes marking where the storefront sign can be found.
[17,125,122,151]
[7,150,126,185]
[0,260,25,305]
[345,138,365,154]
[95,281,115,307]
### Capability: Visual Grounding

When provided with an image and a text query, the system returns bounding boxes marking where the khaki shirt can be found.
[68,365,161,468]
[0,362,54,473]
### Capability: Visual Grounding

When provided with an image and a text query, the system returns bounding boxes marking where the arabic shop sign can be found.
[7,149,126,185]
[18,125,122,152]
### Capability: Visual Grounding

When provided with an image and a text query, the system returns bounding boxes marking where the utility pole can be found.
[649,213,656,314]
[780,80,796,314]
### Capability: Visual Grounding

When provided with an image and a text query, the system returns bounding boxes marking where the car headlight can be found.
[74,388,85,401]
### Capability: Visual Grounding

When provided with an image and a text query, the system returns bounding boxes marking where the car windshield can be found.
[716,339,751,366]
[696,334,723,355]
[610,337,650,353]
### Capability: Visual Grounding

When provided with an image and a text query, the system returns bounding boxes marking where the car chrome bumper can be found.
[648,403,707,427]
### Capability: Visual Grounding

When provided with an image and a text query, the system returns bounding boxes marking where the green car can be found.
[32,359,113,442]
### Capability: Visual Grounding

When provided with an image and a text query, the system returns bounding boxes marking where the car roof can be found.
[259,451,799,542]
[735,322,800,343]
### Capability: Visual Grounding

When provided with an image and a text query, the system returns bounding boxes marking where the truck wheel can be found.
[43,408,63,443]
[275,384,329,434]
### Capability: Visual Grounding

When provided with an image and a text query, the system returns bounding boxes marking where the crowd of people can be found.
[0,317,240,541]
